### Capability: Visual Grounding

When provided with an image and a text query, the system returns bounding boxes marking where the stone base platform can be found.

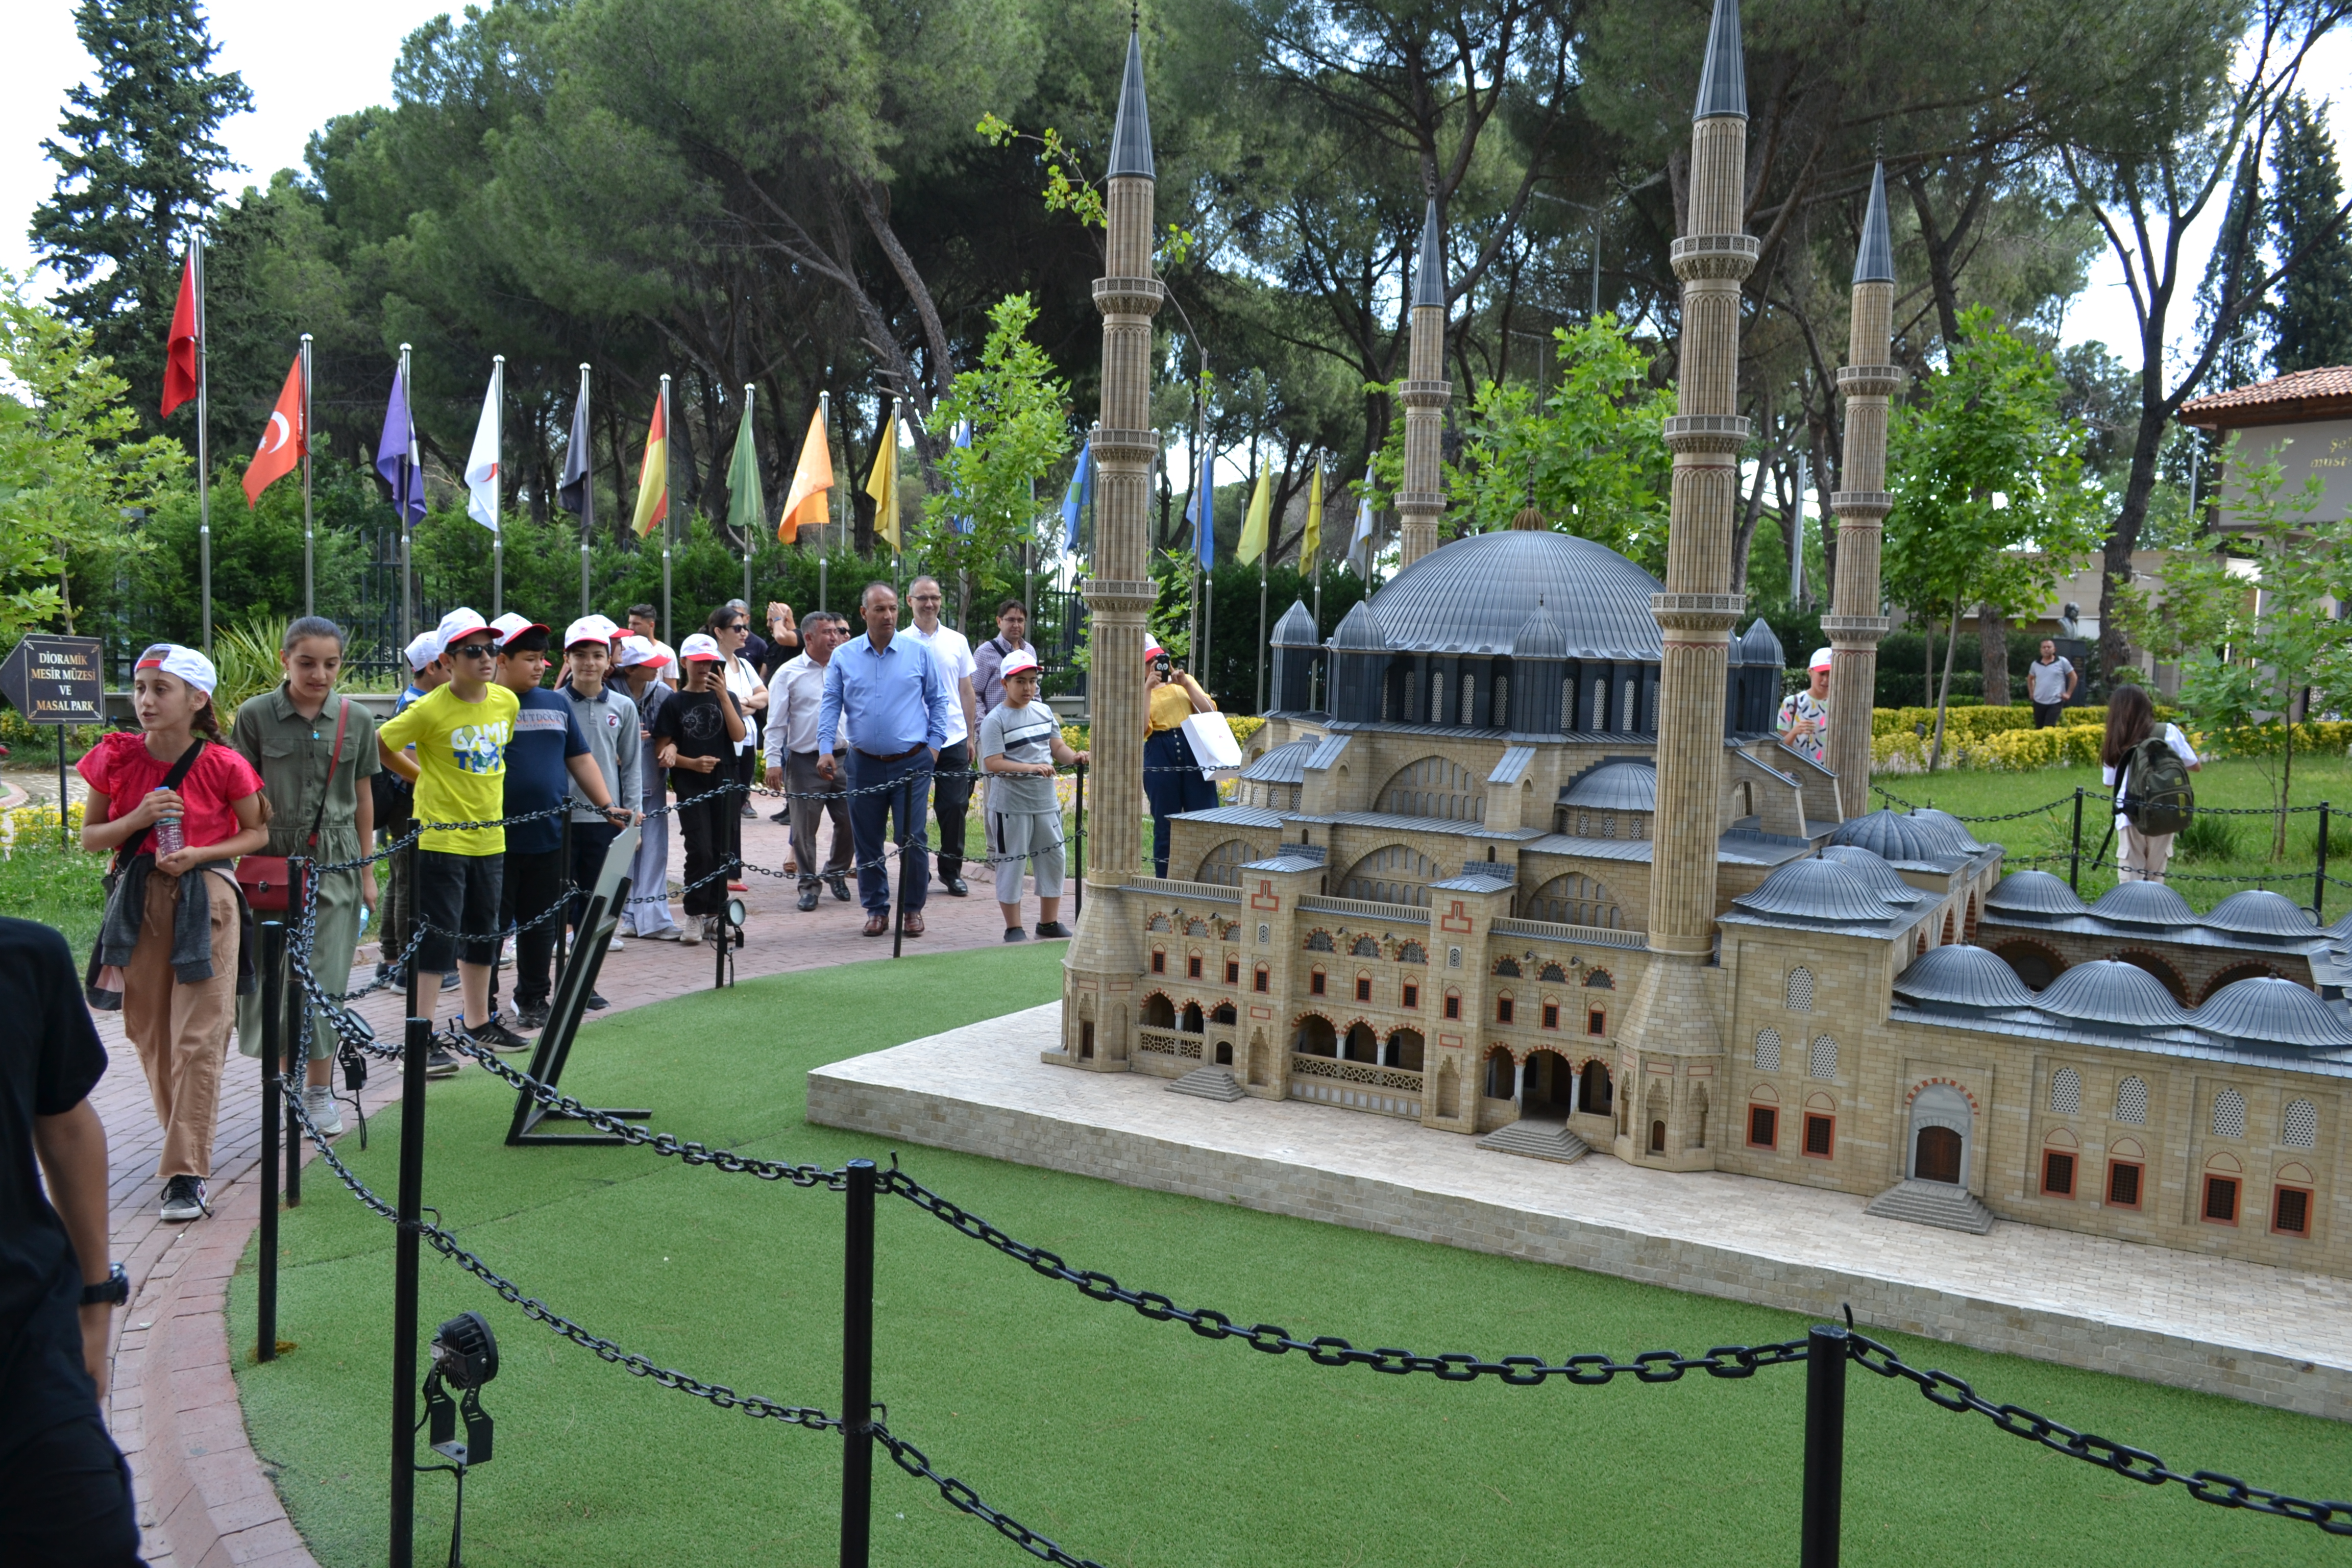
[808,1004,2352,1419]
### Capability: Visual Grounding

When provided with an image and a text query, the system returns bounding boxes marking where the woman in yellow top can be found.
[1142,639,1218,878]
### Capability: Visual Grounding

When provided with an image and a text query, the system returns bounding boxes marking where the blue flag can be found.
[376,367,426,525]
[1186,449,1215,569]
[1060,439,1093,552]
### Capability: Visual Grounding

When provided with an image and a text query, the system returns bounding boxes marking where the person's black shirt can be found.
[652,685,733,798]
[0,918,108,1450]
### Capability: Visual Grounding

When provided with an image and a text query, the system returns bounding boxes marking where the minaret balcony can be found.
[1091,276,1166,313]
[1835,364,1904,397]
[1819,613,1892,642]
[1398,378,1452,408]
[1661,413,1751,453]
[1089,426,1161,465]
[1827,489,1892,519]
[1669,233,1759,280]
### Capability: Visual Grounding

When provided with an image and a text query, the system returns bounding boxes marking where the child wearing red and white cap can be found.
[976,649,1088,940]
[78,644,271,1222]
[650,633,746,940]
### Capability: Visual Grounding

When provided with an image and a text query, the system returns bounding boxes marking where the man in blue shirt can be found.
[819,582,952,937]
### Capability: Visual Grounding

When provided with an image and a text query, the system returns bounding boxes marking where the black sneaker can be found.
[472,1017,532,1052]
[516,1002,552,1031]
[797,885,820,912]
[826,874,852,903]
[770,808,791,825]
[159,1174,209,1222]
[1034,921,1072,939]
[941,875,969,897]
[425,1046,462,1079]
[1003,926,1028,942]
[584,992,608,1011]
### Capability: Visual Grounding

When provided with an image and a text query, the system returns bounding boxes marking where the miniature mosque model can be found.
[1050,0,2352,1277]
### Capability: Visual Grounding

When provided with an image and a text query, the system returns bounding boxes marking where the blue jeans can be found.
[846,750,932,914]
[1143,727,1218,878]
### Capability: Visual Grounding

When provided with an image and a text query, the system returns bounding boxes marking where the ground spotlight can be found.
[421,1311,498,1565]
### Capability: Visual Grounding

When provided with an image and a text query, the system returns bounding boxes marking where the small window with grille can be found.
[2212,1088,2247,1140]
[1310,968,1326,995]
[2114,1076,2149,1125]
[1224,959,1240,985]
[1355,975,1373,1002]
[1253,964,1269,993]
[1748,1106,1777,1149]
[1151,949,1166,974]
[1587,1008,1606,1035]
[1808,1036,1837,1080]
[1187,955,1203,979]
[2284,1099,2318,1149]
[1444,990,1462,1020]
[2203,1174,2240,1224]
[1786,968,1814,1012]
[1496,994,1515,1025]
[2274,1186,2312,1236]
[1401,981,1419,1009]
[2106,1161,2143,1209]
[2042,1151,2076,1197]
[1803,1114,1834,1159]
[1541,1002,1560,1030]
[2049,1067,2081,1116]
[1753,1028,1782,1073]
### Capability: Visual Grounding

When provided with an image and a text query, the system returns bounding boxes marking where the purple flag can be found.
[377,367,427,525]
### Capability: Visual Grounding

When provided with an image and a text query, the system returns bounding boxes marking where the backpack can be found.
[2122,734,2195,836]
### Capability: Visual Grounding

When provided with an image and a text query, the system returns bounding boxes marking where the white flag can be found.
[1348,480,1376,574]
[464,361,503,532]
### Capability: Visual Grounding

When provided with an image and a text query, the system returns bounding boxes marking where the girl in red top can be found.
[79,644,270,1222]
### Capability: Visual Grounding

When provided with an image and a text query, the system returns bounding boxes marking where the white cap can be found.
[564,616,613,650]
[678,632,725,663]
[1808,647,1834,672]
[999,647,1041,678]
[134,643,217,695]
[437,607,490,652]
[489,612,547,646]
[404,631,444,672]
[614,634,663,669]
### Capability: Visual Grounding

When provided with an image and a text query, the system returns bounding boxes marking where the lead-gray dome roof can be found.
[1736,618,1785,668]
[1907,808,1986,854]
[1330,598,1388,651]
[1984,870,2088,919]
[2200,889,2318,943]
[1271,599,1319,647]
[1559,758,1656,813]
[1512,601,1569,658]
[2088,881,2198,929]
[1241,738,1316,785]
[1893,944,2038,1014]
[2193,976,2352,1055]
[1731,857,1893,924]
[1351,530,1662,659]
[1827,808,1951,865]
[1819,845,1924,904]
[2032,960,2192,1033]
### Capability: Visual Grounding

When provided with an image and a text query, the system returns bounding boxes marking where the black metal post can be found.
[556,814,572,983]
[2317,802,2331,920]
[2068,788,2085,893]
[256,920,284,1363]
[1800,1322,1849,1568]
[283,881,303,1208]
[389,1014,430,1568]
[402,837,421,1023]
[56,726,70,849]
[839,1159,877,1568]
[1071,763,1085,918]
[891,774,909,960]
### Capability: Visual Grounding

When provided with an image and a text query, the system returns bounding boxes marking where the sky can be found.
[4,4,2349,382]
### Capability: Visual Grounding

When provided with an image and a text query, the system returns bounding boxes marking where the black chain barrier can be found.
[1845,1331,2352,1535]
[1871,783,2076,823]
[871,1424,1106,1568]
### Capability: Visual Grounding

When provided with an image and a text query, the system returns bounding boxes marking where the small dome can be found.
[1828,808,1951,864]
[1241,738,1316,785]
[1271,599,1319,647]
[1512,601,1569,658]
[2193,976,2352,1055]
[2032,960,2192,1033]
[1983,870,2088,920]
[1329,599,1388,651]
[2200,889,2319,942]
[1732,857,1896,924]
[1559,758,1656,813]
[2088,880,2198,929]
[1893,944,2039,1014]
[1907,808,1986,854]
[1819,845,1924,904]
[1738,618,1785,669]
[1356,528,1663,659]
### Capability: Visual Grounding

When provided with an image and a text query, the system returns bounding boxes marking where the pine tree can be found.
[2268,93,2352,375]
[30,0,250,431]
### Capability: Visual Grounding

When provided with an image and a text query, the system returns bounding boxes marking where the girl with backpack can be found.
[2100,683,2201,885]
[79,645,271,1221]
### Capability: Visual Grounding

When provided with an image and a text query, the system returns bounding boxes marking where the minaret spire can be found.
[1823,161,1901,812]
[1057,14,1166,1069]
[1394,197,1451,567]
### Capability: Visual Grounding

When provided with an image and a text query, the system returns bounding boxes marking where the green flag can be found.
[726,389,765,542]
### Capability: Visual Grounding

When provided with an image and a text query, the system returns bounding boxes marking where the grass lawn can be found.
[1872,754,2352,913]
[230,946,2350,1567]
[0,831,108,951]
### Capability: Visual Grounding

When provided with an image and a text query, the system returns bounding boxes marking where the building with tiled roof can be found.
[2180,365,2352,530]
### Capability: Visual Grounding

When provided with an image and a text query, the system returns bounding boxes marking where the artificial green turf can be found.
[231,945,2352,1567]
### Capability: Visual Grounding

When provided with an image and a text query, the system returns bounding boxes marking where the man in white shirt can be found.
[625,604,679,683]
[903,576,982,897]
[763,611,854,911]
[2027,640,2077,727]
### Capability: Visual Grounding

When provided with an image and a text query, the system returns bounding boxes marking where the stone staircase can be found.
[1166,1067,1248,1102]
[1866,1179,1997,1234]
[1475,1118,1591,1165]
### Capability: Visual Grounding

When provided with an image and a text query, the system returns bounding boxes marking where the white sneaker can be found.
[303,1084,346,1136]
[496,937,513,968]
[607,936,627,952]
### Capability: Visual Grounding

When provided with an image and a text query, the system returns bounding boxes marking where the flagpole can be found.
[300,332,314,618]
[659,374,673,647]
[398,341,414,654]
[741,383,756,607]
[578,364,594,616]
[491,355,505,617]
[195,232,211,656]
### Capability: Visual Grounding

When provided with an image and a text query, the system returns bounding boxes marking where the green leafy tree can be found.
[2124,440,2352,858]
[913,295,1072,613]
[2267,92,2352,374]
[30,0,250,432]
[0,276,188,643]
[1884,308,2102,769]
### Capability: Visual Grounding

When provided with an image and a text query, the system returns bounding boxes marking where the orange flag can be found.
[777,403,833,541]
[629,394,668,537]
[242,354,305,507]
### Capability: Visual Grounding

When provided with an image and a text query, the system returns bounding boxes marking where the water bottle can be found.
[150,788,184,859]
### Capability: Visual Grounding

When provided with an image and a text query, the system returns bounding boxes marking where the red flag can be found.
[161,249,199,418]
[242,355,305,508]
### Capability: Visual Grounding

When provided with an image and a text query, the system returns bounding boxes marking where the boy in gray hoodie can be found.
[562,619,643,952]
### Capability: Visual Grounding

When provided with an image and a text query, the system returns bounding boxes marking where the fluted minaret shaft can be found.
[1396,201,1450,567]
[1823,165,1900,815]
[1645,111,1757,959]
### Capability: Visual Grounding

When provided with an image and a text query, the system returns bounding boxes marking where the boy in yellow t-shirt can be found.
[376,608,520,1061]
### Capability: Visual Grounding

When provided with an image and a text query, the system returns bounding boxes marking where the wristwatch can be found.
[81,1262,130,1307]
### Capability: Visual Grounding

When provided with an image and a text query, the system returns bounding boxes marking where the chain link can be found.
[1844,1331,2352,1536]
[872,1424,1106,1567]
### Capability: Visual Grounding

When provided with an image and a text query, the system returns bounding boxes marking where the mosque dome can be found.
[2193,976,2352,1055]
[2087,881,2198,930]
[1982,870,2088,920]
[1828,808,1953,865]
[2200,889,2319,944]
[1731,857,1896,924]
[1559,758,1656,813]
[2032,960,2193,1034]
[1892,944,2038,1015]
[1819,845,1924,904]
[1271,600,1320,647]
[1351,529,1662,659]
[1906,808,1986,854]
[1737,618,1785,668]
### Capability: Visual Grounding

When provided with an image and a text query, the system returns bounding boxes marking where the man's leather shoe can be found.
[827,874,852,902]
[863,913,890,937]
[899,911,925,937]
[798,885,820,912]
[941,876,969,897]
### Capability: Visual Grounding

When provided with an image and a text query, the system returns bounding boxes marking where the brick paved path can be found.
[90,807,1027,1566]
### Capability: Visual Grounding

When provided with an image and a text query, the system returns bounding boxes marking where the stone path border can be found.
[808,1003,2352,1421]
[93,809,1020,1565]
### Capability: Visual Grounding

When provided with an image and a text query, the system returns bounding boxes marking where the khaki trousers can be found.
[2117,821,2176,883]
[123,868,241,1181]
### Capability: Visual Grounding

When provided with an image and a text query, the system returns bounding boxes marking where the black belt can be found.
[854,744,925,763]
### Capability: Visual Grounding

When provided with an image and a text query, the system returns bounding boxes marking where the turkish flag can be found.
[242,355,305,508]
[161,248,199,418]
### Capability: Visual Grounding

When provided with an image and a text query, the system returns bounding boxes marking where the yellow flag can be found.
[1303,459,1323,563]
[628,394,668,537]
[866,404,901,551]
[779,403,834,541]
[1237,465,1272,566]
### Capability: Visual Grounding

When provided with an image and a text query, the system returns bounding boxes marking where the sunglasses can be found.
[450,640,498,658]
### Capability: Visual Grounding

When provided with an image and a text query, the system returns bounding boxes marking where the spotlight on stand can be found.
[420,1311,498,1565]
[710,894,746,989]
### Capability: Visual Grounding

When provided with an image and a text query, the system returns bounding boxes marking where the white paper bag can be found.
[1181,711,1242,779]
